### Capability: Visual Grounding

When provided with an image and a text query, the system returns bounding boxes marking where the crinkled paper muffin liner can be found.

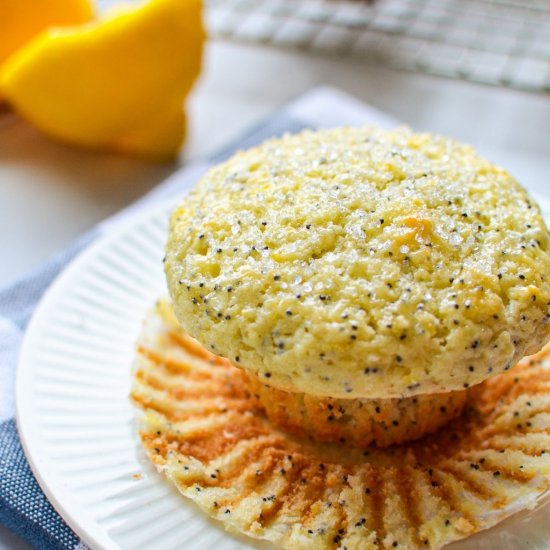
[131,300,550,550]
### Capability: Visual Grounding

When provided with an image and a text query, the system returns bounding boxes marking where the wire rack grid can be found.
[205,0,550,94]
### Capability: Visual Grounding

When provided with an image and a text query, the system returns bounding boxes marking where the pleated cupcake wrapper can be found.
[131,299,550,550]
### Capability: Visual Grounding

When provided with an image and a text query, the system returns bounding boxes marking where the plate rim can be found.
[15,199,176,550]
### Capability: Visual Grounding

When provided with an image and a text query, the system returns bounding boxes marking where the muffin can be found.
[164,126,550,446]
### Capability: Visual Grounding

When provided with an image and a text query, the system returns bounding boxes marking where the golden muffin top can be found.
[165,126,550,399]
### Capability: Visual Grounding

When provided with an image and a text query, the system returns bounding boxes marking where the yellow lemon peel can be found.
[1,0,205,160]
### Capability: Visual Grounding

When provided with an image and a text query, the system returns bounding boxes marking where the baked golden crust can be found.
[247,376,468,448]
[165,126,550,398]
[132,300,550,550]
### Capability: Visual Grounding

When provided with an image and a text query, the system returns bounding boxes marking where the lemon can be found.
[1,0,205,160]
[0,0,93,68]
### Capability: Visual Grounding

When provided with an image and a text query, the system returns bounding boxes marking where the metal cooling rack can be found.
[205,0,550,94]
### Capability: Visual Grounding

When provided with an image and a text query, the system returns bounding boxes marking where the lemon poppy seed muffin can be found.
[165,126,550,405]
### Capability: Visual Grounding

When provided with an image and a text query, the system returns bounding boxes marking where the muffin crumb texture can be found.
[247,375,469,448]
[165,126,550,398]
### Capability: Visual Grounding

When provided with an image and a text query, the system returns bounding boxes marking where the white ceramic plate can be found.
[16,195,550,550]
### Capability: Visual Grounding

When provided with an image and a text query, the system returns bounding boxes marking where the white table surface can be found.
[1,39,549,548]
